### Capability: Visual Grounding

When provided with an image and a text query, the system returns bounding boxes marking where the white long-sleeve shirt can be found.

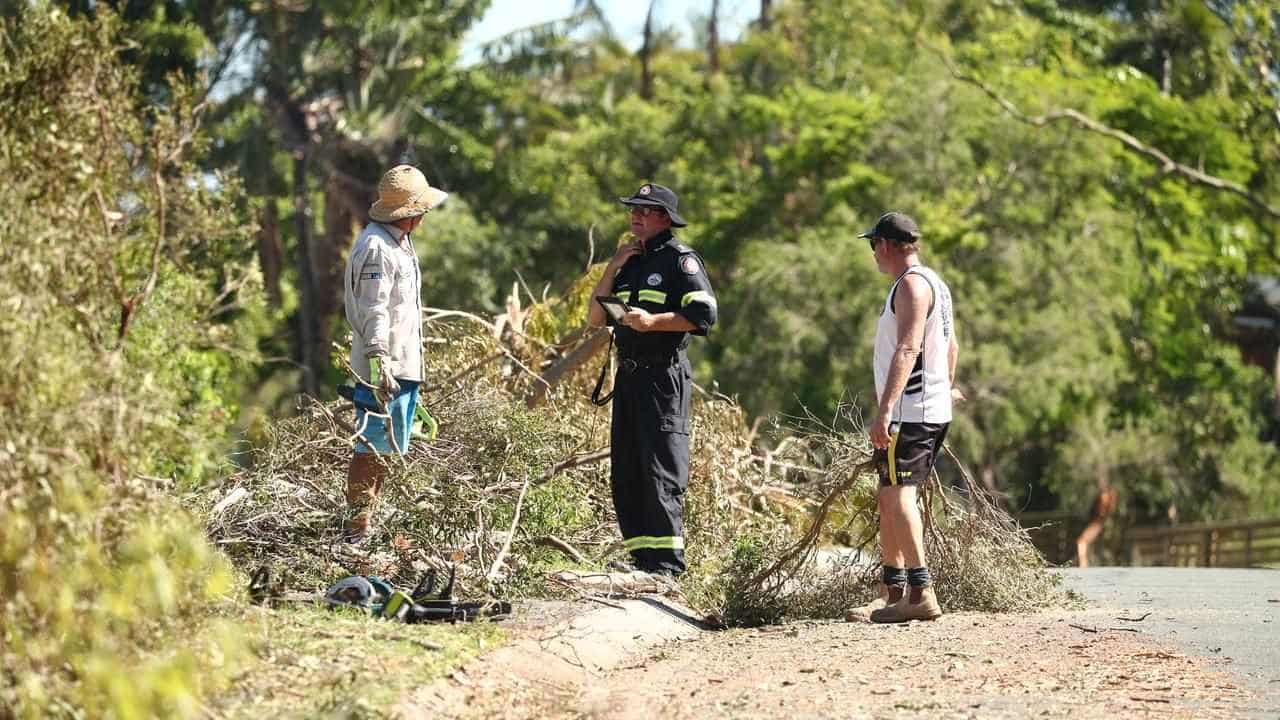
[343,222,423,382]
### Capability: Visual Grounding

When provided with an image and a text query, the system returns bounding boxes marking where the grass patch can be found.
[206,603,504,719]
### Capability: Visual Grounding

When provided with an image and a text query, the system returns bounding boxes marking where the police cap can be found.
[618,183,687,227]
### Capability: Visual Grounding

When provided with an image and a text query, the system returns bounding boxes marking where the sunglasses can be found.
[628,205,666,218]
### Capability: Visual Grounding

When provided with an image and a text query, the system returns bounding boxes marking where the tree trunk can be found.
[256,198,284,306]
[1161,48,1172,96]
[293,150,320,397]
[319,179,355,323]
[1274,342,1280,421]
[760,0,772,30]
[707,0,721,75]
[639,0,655,100]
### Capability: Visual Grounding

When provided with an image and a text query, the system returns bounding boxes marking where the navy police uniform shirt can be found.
[608,229,717,356]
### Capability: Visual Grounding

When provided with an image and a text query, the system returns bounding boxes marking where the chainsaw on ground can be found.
[249,564,511,623]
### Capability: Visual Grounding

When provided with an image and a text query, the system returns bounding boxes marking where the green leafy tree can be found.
[0,5,266,714]
[60,0,1280,525]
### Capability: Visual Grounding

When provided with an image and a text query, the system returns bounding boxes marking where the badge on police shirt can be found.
[680,256,699,275]
[647,273,662,286]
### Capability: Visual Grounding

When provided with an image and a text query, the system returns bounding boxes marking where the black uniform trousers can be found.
[610,353,692,575]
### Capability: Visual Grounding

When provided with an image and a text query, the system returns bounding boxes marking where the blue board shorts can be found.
[353,380,420,455]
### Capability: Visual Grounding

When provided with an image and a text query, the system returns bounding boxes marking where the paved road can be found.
[1060,567,1280,719]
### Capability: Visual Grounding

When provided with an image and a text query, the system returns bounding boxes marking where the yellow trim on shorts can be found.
[887,429,900,486]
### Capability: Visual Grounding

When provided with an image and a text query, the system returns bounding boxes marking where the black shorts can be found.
[874,422,949,487]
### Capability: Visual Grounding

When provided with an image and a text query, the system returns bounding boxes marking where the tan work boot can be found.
[343,453,386,542]
[870,585,942,623]
[845,583,904,623]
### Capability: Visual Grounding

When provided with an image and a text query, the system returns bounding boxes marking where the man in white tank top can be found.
[846,212,962,624]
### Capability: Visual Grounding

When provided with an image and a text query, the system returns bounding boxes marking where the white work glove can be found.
[369,356,400,398]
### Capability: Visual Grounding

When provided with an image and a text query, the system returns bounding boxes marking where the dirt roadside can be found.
[411,602,1260,720]
[583,610,1256,720]
[396,596,706,719]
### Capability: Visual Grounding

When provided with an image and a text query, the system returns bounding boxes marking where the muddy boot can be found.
[344,453,385,542]
[846,583,903,623]
[870,585,943,623]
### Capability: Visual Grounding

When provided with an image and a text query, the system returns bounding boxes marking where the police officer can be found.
[587,183,717,577]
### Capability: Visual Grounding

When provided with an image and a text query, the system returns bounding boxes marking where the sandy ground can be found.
[433,606,1261,720]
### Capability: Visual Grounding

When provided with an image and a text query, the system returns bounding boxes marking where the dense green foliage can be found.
[3,0,1276,713]
[138,0,1274,522]
[456,0,1280,522]
[0,6,266,716]
[478,0,1279,521]
[31,0,1280,521]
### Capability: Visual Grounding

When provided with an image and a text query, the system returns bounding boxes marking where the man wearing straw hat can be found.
[341,164,447,542]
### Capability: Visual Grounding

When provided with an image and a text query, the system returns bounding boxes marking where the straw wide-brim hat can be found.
[369,165,449,222]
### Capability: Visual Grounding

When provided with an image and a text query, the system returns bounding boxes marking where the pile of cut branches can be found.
[719,403,1070,625]
[201,306,1067,623]
[200,317,776,603]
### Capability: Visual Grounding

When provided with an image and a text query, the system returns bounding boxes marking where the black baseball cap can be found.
[858,211,921,243]
[618,183,687,227]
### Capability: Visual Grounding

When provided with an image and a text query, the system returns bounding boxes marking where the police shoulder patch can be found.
[680,255,700,275]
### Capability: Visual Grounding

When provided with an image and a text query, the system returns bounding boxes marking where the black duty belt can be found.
[591,333,685,406]
[617,351,682,372]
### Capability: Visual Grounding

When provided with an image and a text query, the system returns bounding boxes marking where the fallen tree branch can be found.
[749,454,830,477]
[542,448,611,481]
[211,487,249,516]
[487,473,532,583]
[750,458,875,587]
[431,350,505,393]
[480,448,611,495]
[546,574,627,609]
[527,327,611,407]
[533,535,587,564]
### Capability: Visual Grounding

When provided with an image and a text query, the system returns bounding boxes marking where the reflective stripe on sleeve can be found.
[681,290,716,309]
[636,289,667,304]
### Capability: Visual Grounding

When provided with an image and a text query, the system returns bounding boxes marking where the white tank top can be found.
[874,265,953,424]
